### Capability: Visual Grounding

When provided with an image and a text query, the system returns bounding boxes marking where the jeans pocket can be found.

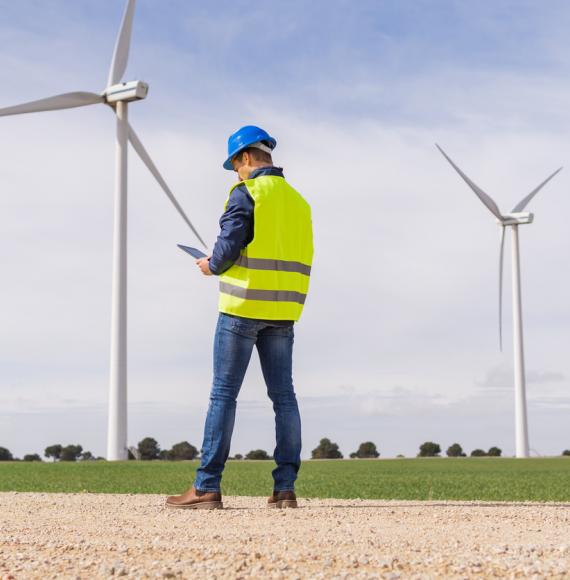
[230,315,259,338]
[271,324,294,337]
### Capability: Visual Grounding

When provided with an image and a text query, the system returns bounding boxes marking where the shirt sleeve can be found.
[208,185,254,275]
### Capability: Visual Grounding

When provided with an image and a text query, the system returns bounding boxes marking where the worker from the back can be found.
[166,125,314,509]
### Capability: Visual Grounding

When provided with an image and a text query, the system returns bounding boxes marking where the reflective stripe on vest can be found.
[218,175,313,321]
[234,255,312,276]
[219,282,307,305]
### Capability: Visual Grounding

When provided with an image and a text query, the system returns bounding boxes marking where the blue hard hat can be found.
[223,125,277,170]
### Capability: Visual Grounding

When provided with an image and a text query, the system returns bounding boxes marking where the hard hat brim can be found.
[223,156,236,171]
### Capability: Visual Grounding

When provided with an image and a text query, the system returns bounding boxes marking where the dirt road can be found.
[1,492,569,578]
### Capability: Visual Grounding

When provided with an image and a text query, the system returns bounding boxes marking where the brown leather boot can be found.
[267,490,297,509]
[166,486,223,509]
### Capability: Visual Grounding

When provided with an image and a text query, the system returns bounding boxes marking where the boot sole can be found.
[267,500,298,509]
[166,501,223,510]
[278,499,298,509]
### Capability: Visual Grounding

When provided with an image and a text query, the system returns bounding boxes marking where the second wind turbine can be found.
[437,144,562,458]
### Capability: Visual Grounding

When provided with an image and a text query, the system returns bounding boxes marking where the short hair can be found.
[235,146,273,165]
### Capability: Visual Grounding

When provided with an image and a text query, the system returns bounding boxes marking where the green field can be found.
[1,458,569,501]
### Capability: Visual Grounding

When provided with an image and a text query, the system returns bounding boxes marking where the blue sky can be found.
[1,0,569,461]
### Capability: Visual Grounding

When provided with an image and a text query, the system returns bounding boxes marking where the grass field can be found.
[1,458,570,501]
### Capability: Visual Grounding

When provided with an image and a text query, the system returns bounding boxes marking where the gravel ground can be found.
[1,492,569,579]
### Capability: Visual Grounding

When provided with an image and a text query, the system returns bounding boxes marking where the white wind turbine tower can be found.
[0,0,206,460]
[437,145,562,458]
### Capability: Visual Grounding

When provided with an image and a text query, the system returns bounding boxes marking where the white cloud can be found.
[477,366,566,390]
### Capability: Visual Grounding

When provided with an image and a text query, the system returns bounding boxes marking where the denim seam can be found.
[194,324,224,492]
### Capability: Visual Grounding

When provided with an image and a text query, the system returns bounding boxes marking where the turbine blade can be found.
[0,92,103,117]
[498,225,506,352]
[127,123,208,249]
[511,167,563,213]
[436,144,504,220]
[107,0,137,86]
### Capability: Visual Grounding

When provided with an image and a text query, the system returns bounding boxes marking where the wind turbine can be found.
[436,144,562,458]
[0,0,207,460]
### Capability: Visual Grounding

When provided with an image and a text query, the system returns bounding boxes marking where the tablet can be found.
[177,244,207,259]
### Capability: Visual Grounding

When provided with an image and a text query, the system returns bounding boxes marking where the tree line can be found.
[2,439,570,461]
[0,444,100,462]
[309,439,570,459]
[308,438,504,459]
[0,438,285,462]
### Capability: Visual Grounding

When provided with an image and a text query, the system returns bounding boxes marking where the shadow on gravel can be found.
[164,502,570,511]
[300,502,570,509]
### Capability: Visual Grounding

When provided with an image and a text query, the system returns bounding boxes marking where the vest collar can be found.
[228,166,286,195]
[249,166,284,179]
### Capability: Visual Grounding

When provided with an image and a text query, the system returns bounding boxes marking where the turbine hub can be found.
[499,212,534,226]
[103,80,148,104]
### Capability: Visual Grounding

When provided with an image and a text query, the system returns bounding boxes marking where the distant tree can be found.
[137,437,161,460]
[562,450,570,457]
[233,454,243,460]
[60,445,83,462]
[80,451,95,461]
[352,441,380,459]
[446,443,466,457]
[418,442,441,457]
[168,441,199,461]
[44,444,63,462]
[470,449,487,457]
[349,452,357,458]
[0,447,13,461]
[311,438,343,459]
[23,453,42,462]
[487,447,502,457]
[245,449,271,460]
[396,454,405,458]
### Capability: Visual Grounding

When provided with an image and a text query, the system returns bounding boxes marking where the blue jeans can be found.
[194,313,301,493]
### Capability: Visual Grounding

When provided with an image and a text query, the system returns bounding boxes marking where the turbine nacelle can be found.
[103,80,148,104]
[499,212,534,226]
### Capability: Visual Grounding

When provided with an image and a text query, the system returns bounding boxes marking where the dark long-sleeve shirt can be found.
[208,166,284,275]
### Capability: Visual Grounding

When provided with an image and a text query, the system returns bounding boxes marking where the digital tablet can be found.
[177,244,207,259]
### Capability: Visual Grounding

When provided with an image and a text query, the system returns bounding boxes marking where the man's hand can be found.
[196,256,213,276]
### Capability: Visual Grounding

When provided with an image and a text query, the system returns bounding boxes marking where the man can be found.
[166,126,313,510]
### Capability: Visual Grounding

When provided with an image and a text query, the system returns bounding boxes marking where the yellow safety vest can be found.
[218,175,313,321]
